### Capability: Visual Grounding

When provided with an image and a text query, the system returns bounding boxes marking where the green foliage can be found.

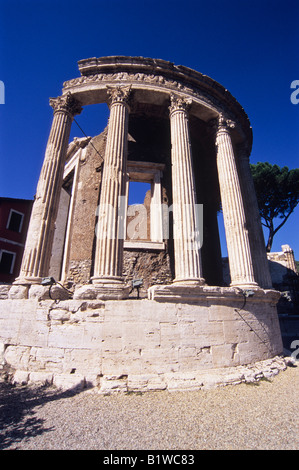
[250,162,299,252]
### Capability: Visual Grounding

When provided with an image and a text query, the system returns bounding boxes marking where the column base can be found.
[10,276,42,300]
[230,281,260,290]
[74,277,130,300]
[148,278,205,301]
[148,282,206,302]
[9,280,71,301]
[13,276,42,285]
[172,278,205,286]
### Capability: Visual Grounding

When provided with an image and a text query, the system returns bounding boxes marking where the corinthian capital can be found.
[106,85,132,106]
[169,93,192,116]
[208,113,236,139]
[217,113,236,131]
[49,92,82,117]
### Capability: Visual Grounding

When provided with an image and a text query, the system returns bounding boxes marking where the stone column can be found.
[237,143,272,288]
[215,114,258,288]
[14,93,82,285]
[80,85,131,300]
[169,93,204,285]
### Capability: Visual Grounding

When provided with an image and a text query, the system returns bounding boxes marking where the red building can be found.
[0,198,33,283]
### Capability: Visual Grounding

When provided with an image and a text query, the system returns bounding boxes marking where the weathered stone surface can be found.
[8,285,29,299]
[0,341,6,366]
[29,371,54,385]
[0,293,285,392]
[0,285,11,299]
[5,345,31,370]
[99,376,128,394]
[53,373,86,391]
[12,370,29,385]
[74,283,131,300]
[29,284,70,301]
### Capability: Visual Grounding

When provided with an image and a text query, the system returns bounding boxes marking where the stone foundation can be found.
[0,285,284,392]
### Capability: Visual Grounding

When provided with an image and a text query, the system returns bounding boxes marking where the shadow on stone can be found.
[0,381,83,449]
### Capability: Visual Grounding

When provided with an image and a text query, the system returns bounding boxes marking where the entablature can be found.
[61,56,252,150]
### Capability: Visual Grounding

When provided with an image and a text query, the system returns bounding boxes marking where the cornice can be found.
[62,56,252,150]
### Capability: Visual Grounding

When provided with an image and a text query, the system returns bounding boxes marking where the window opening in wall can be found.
[127,181,151,241]
[0,250,16,274]
[128,181,151,205]
[6,209,24,232]
[123,161,165,249]
[63,172,74,197]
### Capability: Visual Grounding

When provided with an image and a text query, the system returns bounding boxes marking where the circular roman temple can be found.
[3,57,284,392]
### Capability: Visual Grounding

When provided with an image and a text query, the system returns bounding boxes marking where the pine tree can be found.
[250,162,299,252]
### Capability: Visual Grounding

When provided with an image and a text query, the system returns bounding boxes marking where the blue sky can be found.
[0,0,298,257]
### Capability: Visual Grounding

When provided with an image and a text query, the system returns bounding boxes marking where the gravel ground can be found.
[0,365,298,451]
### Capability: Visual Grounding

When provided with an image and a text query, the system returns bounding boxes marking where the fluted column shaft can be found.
[215,115,257,288]
[93,86,131,282]
[237,144,272,288]
[15,93,82,284]
[169,94,204,284]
